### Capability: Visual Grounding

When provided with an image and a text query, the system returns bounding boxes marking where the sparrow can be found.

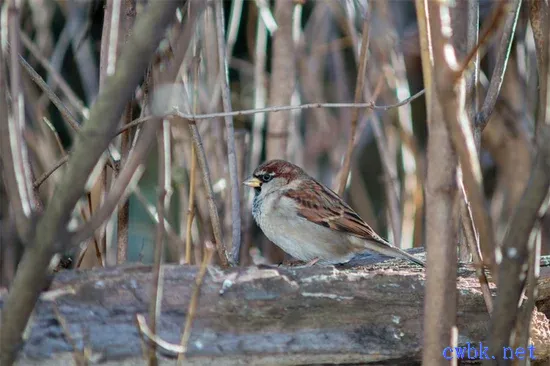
[244,159,425,267]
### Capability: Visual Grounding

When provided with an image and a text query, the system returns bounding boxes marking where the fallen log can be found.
[2,255,550,365]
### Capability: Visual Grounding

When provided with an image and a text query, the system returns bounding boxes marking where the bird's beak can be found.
[243,176,262,188]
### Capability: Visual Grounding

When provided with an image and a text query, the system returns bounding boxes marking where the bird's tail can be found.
[364,239,425,267]
[393,247,425,267]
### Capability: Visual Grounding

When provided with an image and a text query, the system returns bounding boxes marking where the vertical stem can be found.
[176,242,214,364]
[453,0,480,263]
[147,121,171,365]
[182,40,201,265]
[187,119,229,268]
[417,0,459,364]
[6,0,35,238]
[214,0,241,265]
[116,0,137,264]
[185,145,196,264]
[266,0,296,159]
[249,14,268,172]
[336,11,369,196]
[516,224,541,366]
[460,182,493,313]
[117,103,132,264]
[0,3,182,363]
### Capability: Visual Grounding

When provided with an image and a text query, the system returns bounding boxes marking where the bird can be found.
[243,159,425,267]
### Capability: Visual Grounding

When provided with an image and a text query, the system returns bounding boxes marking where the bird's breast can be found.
[251,193,263,222]
[251,196,356,263]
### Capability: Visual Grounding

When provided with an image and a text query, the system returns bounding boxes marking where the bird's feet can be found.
[280,257,320,267]
[305,257,320,266]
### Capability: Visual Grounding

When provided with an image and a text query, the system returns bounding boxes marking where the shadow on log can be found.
[1,254,550,365]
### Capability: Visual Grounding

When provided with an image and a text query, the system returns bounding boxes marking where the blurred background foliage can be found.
[1,0,549,276]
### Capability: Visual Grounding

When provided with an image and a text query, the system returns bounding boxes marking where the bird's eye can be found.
[260,173,273,183]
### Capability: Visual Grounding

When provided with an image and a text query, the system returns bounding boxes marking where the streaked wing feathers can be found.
[284,180,384,242]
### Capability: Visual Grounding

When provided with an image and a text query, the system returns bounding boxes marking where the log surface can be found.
[2,255,550,365]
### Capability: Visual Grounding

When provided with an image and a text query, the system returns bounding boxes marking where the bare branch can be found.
[182,46,201,265]
[417,0,460,363]
[115,0,137,265]
[147,122,171,365]
[69,0,206,256]
[187,119,229,268]
[15,50,81,131]
[455,1,508,81]
[430,1,497,273]
[249,15,269,174]
[33,155,69,189]
[225,0,244,60]
[27,90,426,194]
[118,90,426,135]
[336,10,369,196]
[459,178,493,314]
[516,225,541,366]
[20,32,88,118]
[0,3,182,363]
[476,0,522,130]
[1,0,35,242]
[528,0,549,134]
[266,0,296,160]
[214,0,241,265]
[177,242,214,364]
[136,314,186,355]
[488,0,550,360]
[488,146,550,363]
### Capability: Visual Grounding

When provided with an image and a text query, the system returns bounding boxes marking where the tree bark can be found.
[3,255,550,365]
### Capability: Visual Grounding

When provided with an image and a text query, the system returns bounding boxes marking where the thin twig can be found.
[34,89,427,192]
[266,0,296,160]
[336,9,369,196]
[183,48,201,265]
[255,0,278,34]
[118,90,426,134]
[136,314,185,355]
[225,0,244,59]
[488,152,550,363]
[528,0,549,135]
[41,116,67,156]
[214,0,241,265]
[67,126,151,247]
[0,3,182,363]
[131,187,182,254]
[459,178,493,314]
[380,0,420,249]
[52,302,88,365]
[14,48,81,131]
[13,45,121,173]
[185,145,197,264]
[431,0,497,273]
[115,0,137,265]
[457,0,481,263]
[117,103,132,264]
[419,0,460,363]
[147,123,170,366]
[4,0,35,242]
[516,223,541,366]
[187,120,229,268]
[476,0,522,130]
[177,242,215,364]
[249,14,268,173]
[68,0,205,253]
[19,32,88,118]
[455,1,508,81]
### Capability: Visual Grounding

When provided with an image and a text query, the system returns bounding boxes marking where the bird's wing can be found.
[284,179,425,267]
[284,180,386,243]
